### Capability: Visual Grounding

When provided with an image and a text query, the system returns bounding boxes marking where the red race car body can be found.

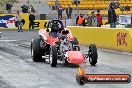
[31,20,98,67]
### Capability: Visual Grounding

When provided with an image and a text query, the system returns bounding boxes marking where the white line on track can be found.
[99,48,132,56]
[0,40,17,42]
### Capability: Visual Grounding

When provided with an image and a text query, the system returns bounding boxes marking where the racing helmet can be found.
[51,21,59,32]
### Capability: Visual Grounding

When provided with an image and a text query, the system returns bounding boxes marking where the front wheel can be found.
[88,44,98,65]
[49,45,58,67]
[72,37,80,51]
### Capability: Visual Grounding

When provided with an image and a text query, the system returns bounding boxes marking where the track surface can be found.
[0,30,132,88]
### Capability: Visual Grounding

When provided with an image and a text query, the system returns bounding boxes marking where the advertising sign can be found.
[0,14,29,29]
[66,19,73,26]
[119,15,131,25]
[0,15,16,28]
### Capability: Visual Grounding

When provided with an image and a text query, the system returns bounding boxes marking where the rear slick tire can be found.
[31,37,42,62]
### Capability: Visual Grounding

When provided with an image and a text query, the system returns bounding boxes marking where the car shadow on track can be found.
[33,57,97,68]
[33,59,80,68]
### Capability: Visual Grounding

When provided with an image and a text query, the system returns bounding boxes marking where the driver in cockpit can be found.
[47,21,61,38]
[50,22,61,38]
[47,20,68,38]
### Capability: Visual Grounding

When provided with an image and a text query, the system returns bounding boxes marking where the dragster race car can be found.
[31,20,98,67]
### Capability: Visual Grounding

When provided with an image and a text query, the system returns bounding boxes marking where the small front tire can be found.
[49,45,58,67]
[72,37,80,51]
[88,44,98,65]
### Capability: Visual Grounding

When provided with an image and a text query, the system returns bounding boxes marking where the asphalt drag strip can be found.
[0,30,131,88]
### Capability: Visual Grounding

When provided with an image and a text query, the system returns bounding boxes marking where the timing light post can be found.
[76,0,79,16]
[28,0,29,14]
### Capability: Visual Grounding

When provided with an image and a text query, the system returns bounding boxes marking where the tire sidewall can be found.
[89,44,98,65]
[31,37,42,62]
[50,45,58,67]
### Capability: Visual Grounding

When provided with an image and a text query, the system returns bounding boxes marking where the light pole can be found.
[28,0,29,14]
[76,0,79,16]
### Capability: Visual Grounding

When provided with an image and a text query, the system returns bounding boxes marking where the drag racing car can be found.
[31,20,98,67]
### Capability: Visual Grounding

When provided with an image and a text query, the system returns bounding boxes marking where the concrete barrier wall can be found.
[67,26,132,52]
[34,20,47,29]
